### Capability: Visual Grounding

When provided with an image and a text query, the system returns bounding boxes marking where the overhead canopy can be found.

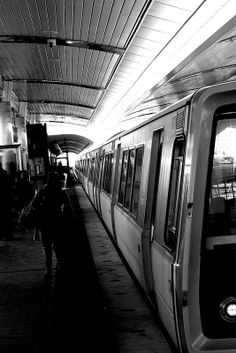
[0,1,235,153]
[48,134,93,155]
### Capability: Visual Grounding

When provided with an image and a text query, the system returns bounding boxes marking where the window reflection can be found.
[207,119,236,236]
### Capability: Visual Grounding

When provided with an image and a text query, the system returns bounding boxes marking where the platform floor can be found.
[0,184,175,353]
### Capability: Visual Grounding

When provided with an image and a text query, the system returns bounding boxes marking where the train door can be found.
[142,130,163,304]
[151,134,185,346]
[172,92,236,353]
[163,137,185,343]
[200,114,236,339]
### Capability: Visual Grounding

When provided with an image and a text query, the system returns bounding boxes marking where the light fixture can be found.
[220,297,236,322]
[47,38,56,48]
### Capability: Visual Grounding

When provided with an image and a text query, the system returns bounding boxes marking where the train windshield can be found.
[206,117,236,241]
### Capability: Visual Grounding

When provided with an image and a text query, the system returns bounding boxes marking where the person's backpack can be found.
[18,195,38,229]
[18,187,46,228]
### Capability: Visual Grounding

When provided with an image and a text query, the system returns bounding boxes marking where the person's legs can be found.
[41,228,53,277]
[52,238,64,270]
[52,226,65,271]
[44,246,52,273]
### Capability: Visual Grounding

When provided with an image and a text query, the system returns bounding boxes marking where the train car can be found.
[77,80,236,353]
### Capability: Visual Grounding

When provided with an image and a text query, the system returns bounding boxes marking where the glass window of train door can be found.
[204,116,236,244]
[102,155,107,190]
[113,143,121,202]
[100,154,105,188]
[85,159,87,175]
[103,154,108,191]
[85,159,88,176]
[131,146,144,217]
[124,149,135,210]
[94,153,98,186]
[96,153,102,186]
[150,130,164,242]
[98,155,103,187]
[118,150,129,205]
[103,154,110,192]
[165,138,185,250]
[105,153,114,194]
[90,157,95,181]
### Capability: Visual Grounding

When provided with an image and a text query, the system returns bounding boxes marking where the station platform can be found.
[0,184,175,353]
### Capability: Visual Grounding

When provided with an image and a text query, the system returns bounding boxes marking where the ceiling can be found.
[48,134,92,154]
[0,0,235,154]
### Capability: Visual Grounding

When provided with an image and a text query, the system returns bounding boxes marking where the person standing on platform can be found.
[14,170,34,217]
[33,171,70,278]
[0,162,13,240]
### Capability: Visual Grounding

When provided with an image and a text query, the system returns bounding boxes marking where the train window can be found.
[118,150,129,204]
[205,117,236,241]
[98,155,103,186]
[85,159,89,176]
[150,130,163,241]
[88,159,91,177]
[94,154,100,186]
[107,153,114,193]
[165,138,184,250]
[124,149,135,209]
[102,155,108,189]
[89,157,95,181]
[102,153,114,194]
[118,146,144,216]
[100,154,105,187]
[131,146,144,217]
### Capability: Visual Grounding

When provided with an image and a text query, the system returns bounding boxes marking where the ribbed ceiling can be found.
[0,0,234,152]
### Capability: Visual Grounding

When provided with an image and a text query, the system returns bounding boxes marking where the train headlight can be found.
[220,297,236,322]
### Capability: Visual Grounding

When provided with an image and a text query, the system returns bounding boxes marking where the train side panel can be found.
[112,105,184,347]
[98,142,115,236]
[114,205,144,284]
[100,192,113,235]
[112,126,150,287]
[87,179,94,203]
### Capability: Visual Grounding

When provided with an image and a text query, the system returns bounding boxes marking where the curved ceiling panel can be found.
[48,134,93,155]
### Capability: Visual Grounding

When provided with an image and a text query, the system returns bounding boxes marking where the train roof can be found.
[80,79,236,157]
[80,92,194,157]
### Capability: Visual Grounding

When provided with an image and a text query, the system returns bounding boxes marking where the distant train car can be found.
[77,81,236,353]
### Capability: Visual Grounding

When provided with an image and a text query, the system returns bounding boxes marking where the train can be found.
[76,80,236,353]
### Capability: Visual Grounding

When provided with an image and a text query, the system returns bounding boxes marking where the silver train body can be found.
[77,81,236,353]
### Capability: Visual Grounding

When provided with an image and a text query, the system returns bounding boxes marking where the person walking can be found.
[33,171,70,278]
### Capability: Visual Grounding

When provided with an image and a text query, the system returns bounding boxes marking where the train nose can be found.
[220,297,236,322]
